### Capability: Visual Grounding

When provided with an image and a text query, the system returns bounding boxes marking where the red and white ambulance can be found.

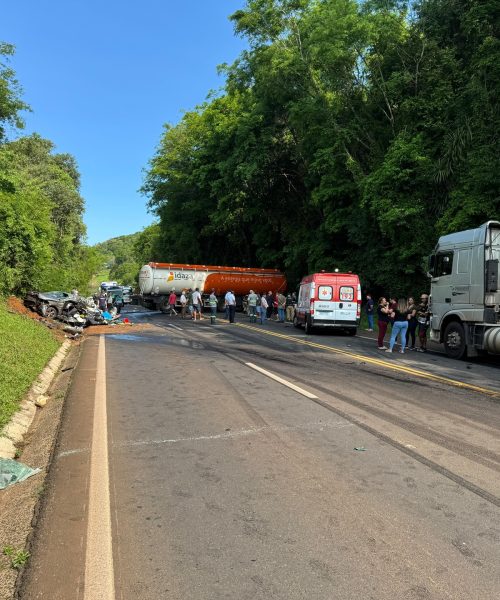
[293,271,361,335]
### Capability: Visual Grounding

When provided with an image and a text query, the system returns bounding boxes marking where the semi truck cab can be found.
[428,220,500,358]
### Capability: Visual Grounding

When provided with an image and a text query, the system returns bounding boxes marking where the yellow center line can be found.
[233,322,500,398]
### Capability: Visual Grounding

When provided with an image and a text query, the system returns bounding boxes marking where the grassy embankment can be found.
[0,300,61,430]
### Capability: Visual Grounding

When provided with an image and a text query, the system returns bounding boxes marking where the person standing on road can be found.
[387,299,409,353]
[273,292,279,320]
[405,297,418,350]
[180,290,187,319]
[168,289,177,316]
[98,291,107,311]
[187,288,194,319]
[416,294,430,352]
[377,297,391,350]
[285,293,294,323]
[209,289,217,321]
[225,290,236,323]
[277,292,286,323]
[265,291,273,319]
[192,288,202,321]
[114,290,124,315]
[365,294,375,331]
[259,293,268,324]
[247,289,258,323]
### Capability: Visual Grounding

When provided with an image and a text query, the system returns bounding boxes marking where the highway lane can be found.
[20,313,500,599]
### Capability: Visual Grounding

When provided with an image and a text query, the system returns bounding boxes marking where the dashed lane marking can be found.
[167,323,183,331]
[232,323,500,398]
[245,361,319,398]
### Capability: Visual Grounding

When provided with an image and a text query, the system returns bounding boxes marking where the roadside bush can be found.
[0,300,60,430]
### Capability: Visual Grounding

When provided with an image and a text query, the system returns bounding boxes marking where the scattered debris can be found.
[0,458,41,490]
[23,290,132,331]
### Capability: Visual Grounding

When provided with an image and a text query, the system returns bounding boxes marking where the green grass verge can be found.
[0,300,61,430]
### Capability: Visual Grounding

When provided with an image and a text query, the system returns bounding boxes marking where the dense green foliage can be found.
[0,44,101,296]
[94,223,162,286]
[143,0,499,295]
[0,300,60,429]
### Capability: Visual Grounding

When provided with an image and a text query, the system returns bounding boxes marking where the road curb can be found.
[0,340,72,459]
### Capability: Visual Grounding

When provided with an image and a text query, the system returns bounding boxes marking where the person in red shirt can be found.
[168,290,177,316]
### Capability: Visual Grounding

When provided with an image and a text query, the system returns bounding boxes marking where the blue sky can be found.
[2,0,246,245]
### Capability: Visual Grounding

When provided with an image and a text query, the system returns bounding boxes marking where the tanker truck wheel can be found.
[443,321,467,360]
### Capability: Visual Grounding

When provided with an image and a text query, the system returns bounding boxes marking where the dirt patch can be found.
[6,296,40,321]
[83,322,157,336]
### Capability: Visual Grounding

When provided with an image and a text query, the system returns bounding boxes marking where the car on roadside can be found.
[121,286,133,304]
[24,291,73,319]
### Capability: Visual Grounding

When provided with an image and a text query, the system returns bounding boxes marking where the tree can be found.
[0,43,29,141]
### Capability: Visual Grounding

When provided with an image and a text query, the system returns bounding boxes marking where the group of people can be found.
[169,288,204,320]
[365,294,431,354]
[246,290,296,324]
[167,288,295,325]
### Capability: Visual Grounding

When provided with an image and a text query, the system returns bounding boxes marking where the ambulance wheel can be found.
[305,316,313,335]
[443,321,467,359]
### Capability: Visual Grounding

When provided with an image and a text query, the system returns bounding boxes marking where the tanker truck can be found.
[428,220,500,359]
[138,263,287,311]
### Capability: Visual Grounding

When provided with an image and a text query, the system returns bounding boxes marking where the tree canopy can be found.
[143,0,499,295]
[0,44,101,296]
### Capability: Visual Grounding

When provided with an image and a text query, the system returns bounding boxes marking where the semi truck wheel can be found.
[443,322,467,359]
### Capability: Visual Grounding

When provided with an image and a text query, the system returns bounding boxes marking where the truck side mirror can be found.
[427,255,435,277]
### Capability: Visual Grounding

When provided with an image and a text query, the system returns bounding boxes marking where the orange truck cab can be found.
[293,271,361,335]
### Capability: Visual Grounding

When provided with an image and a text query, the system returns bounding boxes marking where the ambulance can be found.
[293,271,361,335]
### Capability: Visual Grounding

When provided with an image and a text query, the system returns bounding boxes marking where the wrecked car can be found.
[24,291,73,319]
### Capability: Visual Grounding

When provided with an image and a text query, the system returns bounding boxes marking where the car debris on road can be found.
[24,288,132,333]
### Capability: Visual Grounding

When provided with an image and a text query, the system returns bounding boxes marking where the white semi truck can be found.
[428,220,500,359]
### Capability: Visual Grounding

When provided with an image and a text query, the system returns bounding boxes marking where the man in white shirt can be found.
[179,290,187,319]
[224,290,236,323]
[192,288,202,321]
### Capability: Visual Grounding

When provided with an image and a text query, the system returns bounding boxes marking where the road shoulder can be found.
[0,341,80,600]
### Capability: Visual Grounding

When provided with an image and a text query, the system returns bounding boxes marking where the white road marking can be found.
[113,420,351,449]
[168,323,183,331]
[245,362,319,399]
[84,335,115,600]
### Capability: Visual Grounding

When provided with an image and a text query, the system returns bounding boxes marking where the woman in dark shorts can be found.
[416,294,430,352]
[377,297,391,350]
[406,297,418,350]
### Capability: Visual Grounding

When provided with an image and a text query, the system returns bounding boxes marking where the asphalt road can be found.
[20,309,500,599]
